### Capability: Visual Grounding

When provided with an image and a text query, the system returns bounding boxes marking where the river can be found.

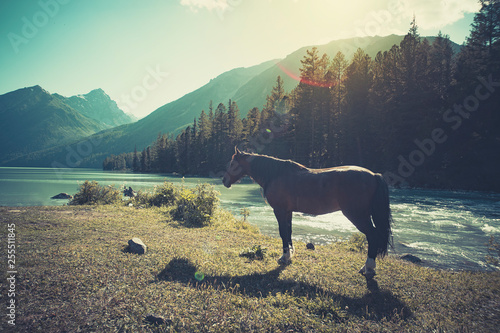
[1,167,499,271]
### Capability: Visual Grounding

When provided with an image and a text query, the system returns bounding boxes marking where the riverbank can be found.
[1,206,499,332]
[2,167,499,272]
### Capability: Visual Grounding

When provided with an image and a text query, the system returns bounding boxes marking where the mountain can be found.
[0,85,134,164]
[0,60,278,167]
[3,35,461,168]
[0,85,109,163]
[233,35,461,115]
[53,89,134,128]
[133,59,278,135]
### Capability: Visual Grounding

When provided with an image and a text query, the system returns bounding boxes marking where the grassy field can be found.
[1,205,499,332]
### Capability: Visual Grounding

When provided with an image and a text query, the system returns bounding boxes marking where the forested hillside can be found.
[104,4,500,191]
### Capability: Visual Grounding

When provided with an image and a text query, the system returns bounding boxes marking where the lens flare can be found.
[194,271,205,281]
[276,62,338,88]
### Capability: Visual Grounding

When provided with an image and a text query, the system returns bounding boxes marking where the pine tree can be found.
[197,109,211,172]
[429,32,454,103]
[132,145,140,172]
[330,52,348,113]
[268,75,286,113]
[341,48,373,165]
[244,107,260,142]
[140,148,147,172]
[324,52,348,165]
[461,0,500,77]
[228,100,243,146]
[146,147,151,172]
[399,16,420,94]
[212,102,228,169]
[291,47,330,166]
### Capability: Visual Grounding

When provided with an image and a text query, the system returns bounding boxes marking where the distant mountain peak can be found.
[25,85,50,95]
[53,88,134,128]
[87,88,107,96]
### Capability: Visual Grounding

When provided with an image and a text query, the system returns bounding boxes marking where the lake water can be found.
[1,167,499,271]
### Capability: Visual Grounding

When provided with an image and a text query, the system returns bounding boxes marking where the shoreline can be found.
[2,204,498,274]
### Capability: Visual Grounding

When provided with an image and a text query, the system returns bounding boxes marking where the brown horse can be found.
[223,148,392,278]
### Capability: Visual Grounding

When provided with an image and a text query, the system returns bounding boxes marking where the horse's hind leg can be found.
[359,229,378,279]
[274,209,294,265]
[342,211,378,279]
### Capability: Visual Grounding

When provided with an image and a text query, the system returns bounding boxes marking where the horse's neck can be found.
[247,163,266,189]
[247,155,278,190]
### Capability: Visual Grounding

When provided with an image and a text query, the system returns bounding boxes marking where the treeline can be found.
[104,3,500,191]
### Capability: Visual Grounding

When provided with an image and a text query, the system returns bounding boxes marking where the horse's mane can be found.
[245,153,307,188]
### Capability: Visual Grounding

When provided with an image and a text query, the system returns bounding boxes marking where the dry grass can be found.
[1,205,499,332]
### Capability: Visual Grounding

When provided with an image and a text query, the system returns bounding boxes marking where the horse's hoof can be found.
[360,268,376,279]
[278,246,294,265]
[277,255,292,265]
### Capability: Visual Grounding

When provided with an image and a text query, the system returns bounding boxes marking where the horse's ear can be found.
[235,146,242,155]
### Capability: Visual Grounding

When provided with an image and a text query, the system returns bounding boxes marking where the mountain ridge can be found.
[0,85,133,164]
[53,88,134,128]
[233,34,461,114]
[1,34,461,168]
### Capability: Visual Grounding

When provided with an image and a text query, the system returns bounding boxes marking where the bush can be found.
[210,209,260,234]
[69,180,121,205]
[133,182,179,207]
[69,181,221,227]
[173,184,220,227]
[240,245,267,260]
[150,182,178,207]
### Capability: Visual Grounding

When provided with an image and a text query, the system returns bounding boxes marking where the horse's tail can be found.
[371,174,393,257]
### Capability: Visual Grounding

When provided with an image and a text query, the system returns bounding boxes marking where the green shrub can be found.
[69,180,121,205]
[150,182,179,207]
[240,245,267,260]
[240,207,251,221]
[210,209,260,234]
[173,184,220,227]
[130,190,153,207]
[131,182,179,208]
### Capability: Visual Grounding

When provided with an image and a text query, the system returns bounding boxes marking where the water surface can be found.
[1,167,499,271]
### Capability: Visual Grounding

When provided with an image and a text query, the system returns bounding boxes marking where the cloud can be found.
[407,0,480,29]
[180,0,230,12]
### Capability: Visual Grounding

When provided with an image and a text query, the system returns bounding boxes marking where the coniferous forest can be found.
[103,3,500,191]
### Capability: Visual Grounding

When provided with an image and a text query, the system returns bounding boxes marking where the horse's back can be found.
[322,166,379,217]
[266,165,377,215]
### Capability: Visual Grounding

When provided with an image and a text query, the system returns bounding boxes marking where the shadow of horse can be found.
[156,258,412,321]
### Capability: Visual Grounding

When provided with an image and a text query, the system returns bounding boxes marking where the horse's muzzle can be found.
[222,175,231,188]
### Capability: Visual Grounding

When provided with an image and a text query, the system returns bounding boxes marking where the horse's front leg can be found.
[274,209,294,265]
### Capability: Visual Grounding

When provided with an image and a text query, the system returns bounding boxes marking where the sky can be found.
[0,0,481,119]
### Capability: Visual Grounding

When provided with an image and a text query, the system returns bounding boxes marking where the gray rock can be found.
[51,193,73,199]
[123,186,137,197]
[400,254,422,263]
[128,237,147,254]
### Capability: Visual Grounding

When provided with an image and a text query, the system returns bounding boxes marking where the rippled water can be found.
[1,167,499,271]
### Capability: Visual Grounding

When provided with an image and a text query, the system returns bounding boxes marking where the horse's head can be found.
[223,147,249,188]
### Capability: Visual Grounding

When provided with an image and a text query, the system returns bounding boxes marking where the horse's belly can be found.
[295,196,340,215]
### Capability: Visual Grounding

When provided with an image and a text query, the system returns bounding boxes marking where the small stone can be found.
[128,237,147,254]
[306,243,315,250]
[400,254,422,263]
[144,314,171,326]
